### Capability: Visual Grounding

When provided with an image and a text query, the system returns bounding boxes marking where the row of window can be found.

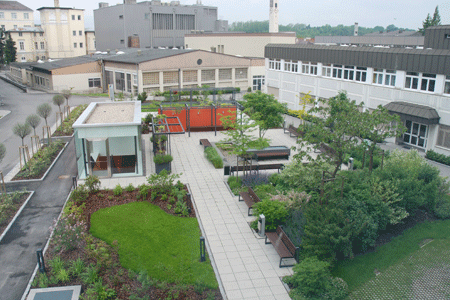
[74,43,83,48]
[72,30,84,36]
[0,12,29,19]
[269,59,450,94]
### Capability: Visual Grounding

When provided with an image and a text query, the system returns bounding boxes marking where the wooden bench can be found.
[239,186,261,216]
[229,164,258,176]
[265,226,299,268]
[199,139,212,149]
[258,163,284,173]
[227,163,284,176]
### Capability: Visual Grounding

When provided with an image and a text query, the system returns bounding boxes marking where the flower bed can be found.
[0,191,30,236]
[52,104,88,137]
[31,174,221,300]
[12,141,65,180]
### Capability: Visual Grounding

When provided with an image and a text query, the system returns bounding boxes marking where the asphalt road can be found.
[0,79,100,175]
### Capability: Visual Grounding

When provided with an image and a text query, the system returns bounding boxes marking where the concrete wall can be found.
[52,72,102,92]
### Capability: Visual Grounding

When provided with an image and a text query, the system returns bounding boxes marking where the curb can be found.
[6,141,69,183]
[186,183,228,300]
[0,191,35,243]
[20,189,74,300]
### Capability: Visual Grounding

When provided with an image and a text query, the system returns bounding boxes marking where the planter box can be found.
[155,162,171,174]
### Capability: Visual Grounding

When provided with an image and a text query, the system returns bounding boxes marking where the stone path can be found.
[100,128,302,300]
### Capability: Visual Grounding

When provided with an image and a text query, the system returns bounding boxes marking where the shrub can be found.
[253,200,287,231]
[153,154,173,164]
[69,258,85,277]
[174,199,189,216]
[137,91,148,102]
[204,147,223,168]
[426,149,450,166]
[283,257,348,300]
[434,194,450,219]
[241,172,271,188]
[15,141,64,178]
[227,176,242,195]
[113,184,123,196]
[85,175,101,193]
[147,170,180,196]
[125,183,134,192]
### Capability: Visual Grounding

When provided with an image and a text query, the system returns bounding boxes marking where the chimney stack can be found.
[54,0,60,7]
[269,0,279,33]
[354,22,359,36]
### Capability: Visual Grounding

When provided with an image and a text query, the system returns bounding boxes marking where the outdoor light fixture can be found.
[349,157,354,171]
[37,249,46,273]
[200,236,206,262]
[258,214,266,237]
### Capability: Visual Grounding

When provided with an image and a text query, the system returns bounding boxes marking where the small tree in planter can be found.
[37,103,52,145]
[61,88,73,117]
[13,122,31,169]
[52,94,65,127]
[26,114,41,154]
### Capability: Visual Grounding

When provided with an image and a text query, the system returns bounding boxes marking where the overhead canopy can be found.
[384,101,440,125]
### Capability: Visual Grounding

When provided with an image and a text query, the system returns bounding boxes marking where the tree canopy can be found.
[4,33,16,64]
[419,5,441,35]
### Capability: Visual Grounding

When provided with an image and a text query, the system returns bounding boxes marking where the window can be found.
[284,60,298,73]
[73,43,77,48]
[35,42,38,49]
[11,12,17,19]
[322,64,332,77]
[78,15,81,20]
[269,59,281,70]
[39,33,43,37]
[332,64,343,78]
[115,72,125,91]
[41,56,45,60]
[444,76,450,94]
[405,72,435,92]
[127,74,132,92]
[0,12,4,19]
[355,67,367,82]
[120,39,124,44]
[18,32,22,36]
[73,30,76,36]
[284,60,291,72]
[72,15,75,20]
[302,62,317,75]
[79,30,82,36]
[373,69,396,86]
[21,56,26,62]
[13,25,17,29]
[343,65,354,80]
[19,41,24,50]
[437,124,450,148]
[79,43,83,48]
[253,75,265,91]
[403,120,428,148]
[40,42,44,49]
[119,15,123,19]
[61,12,67,21]
[89,78,101,88]
[133,74,137,86]
[24,13,29,19]
[1,25,5,30]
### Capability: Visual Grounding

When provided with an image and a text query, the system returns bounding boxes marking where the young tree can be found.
[297,91,362,177]
[13,123,32,147]
[0,28,5,65]
[419,6,441,34]
[52,94,65,113]
[241,91,287,138]
[37,103,52,126]
[26,114,41,136]
[359,105,405,172]
[4,33,16,64]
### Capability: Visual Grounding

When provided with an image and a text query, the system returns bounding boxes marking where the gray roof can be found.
[101,48,195,64]
[385,101,440,125]
[364,30,419,37]
[31,56,98,73]
[0,1,32,11]
[8,27,44,32]
[37,7,84,11]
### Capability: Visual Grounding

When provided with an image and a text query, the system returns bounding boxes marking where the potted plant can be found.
[154,154,173,174]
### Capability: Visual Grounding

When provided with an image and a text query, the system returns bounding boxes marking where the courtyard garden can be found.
[222,91,450,299]
[0,191,30,235]
[32,172,221,300]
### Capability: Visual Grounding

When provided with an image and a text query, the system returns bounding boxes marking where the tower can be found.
[269,0,279,33]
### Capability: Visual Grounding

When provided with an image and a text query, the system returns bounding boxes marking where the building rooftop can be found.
[73,101,141,128]
[185,32,296,37]
[364,30,420,37]
[101,48,195,64]
[37,6,84,11]
[8,26,44,33]
[0,1,32,11]
[85,103,135,124]
[31,56,98,72]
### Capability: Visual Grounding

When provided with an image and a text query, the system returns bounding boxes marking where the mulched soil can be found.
[52,129,73,137]
[12,143,65,181]
[42,187,221,300]
[0,192,30,236]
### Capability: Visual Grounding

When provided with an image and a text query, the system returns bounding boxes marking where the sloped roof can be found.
[384,101,440,125]
[0,1,32,11]
[101,48,195,64]
[31,56,98,73]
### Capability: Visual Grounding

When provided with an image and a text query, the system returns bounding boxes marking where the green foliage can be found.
[284,257,348,300]
[52,94,65,112]
[56,268,70,283]
[113,184,123,196]
[49,257,65,275]
[174,199,189,216]
[4,33,16,63]
[0,28,5,65]
[247,138,270,149]
[36,103,52,126]
[241,91,287,138]
[13,122,31,146]
[85,175,101,193]
[32,272,49,288]
[204,147,223,168]
[139,184,151,200]
[0,142,5,163]
[419,6,441,34]
[434,194,450,219]
[26,114,41,136]
[227,176,243,195]
[153,154,173,164]
[69,258,86,277]
[147,170,180,196]
[426,149,450,166]
[15,141,64,179]
[273,160,329,193]
[53,104,88,136]
[253,200,288,231]
[125,183,134,192]
[70,184,89,204]
[137,91,148,102]
[81,264,99,285]
[0,191,24,226]
[90,201,218,288]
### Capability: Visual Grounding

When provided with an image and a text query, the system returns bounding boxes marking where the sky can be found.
[18,0,450,31]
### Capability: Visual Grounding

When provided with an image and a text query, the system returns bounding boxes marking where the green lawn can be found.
[90,202,218,288]
[332,219,450,298]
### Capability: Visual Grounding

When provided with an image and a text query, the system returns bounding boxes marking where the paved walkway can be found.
[0,139,77,300]
[99,129,302,300]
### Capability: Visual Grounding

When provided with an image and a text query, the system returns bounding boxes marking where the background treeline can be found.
[229,21,414,38]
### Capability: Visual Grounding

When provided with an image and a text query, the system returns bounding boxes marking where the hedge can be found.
[426,149,450,166]
[205,147,223,168]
